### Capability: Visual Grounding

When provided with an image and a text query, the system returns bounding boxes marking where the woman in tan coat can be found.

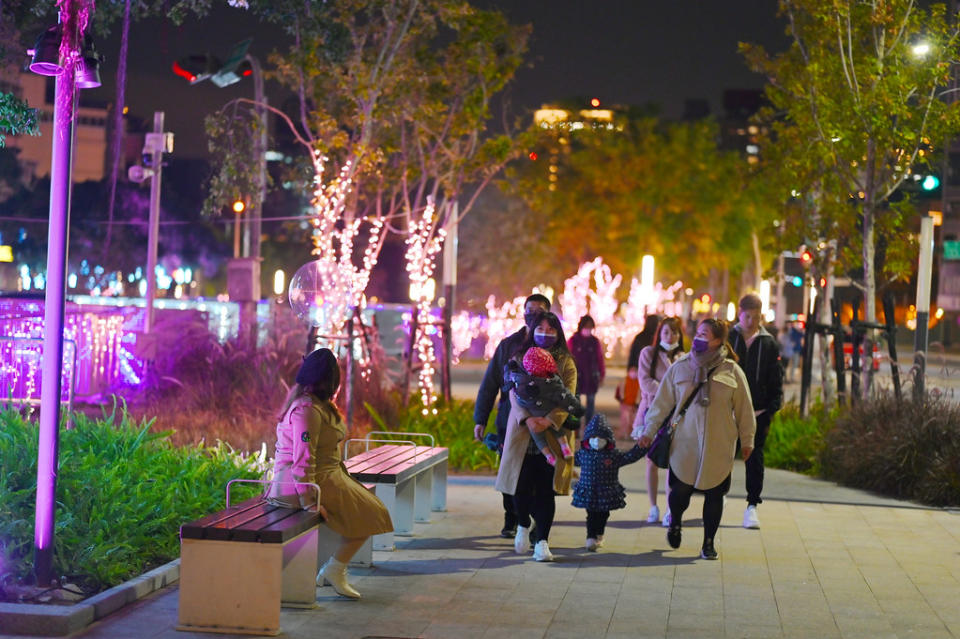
[495,312,577,562]
[267,348,392,599]
[631,316,686,527]
[638,318,755,560]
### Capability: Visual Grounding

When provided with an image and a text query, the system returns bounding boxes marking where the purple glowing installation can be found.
[34,0,85,586]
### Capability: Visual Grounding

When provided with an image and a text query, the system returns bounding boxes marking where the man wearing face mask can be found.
[729,294,784,530]
[474,293,552,538]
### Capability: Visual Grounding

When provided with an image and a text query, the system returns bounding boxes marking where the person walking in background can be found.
[496,312,578,562]
[266,348,393,599]
[729,293,784,530]
[782,321,803,383]
[616,314,661,440]
[568,315,605,428]
[572,414,647,551]
[638,318,756,560]
[474,294,552,539]
[631,316,686,527]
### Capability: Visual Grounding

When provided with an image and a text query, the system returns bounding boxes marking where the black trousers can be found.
[586,510,610,538]
[745,412,771,506]
[513,453,556,541]
[668,470,731,542]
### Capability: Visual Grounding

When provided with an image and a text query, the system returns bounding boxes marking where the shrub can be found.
[0,407,261,600]
[820,391,960,507]
[364,398,499,472]
[766,401,837,475]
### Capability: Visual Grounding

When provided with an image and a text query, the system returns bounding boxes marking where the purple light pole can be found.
[34,0,87,586]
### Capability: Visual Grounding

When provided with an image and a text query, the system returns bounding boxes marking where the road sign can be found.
[944,240,960,260]
[211,38,253,88]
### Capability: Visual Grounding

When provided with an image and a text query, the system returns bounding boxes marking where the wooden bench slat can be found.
[348,447,448,485]
[181,496,322,543]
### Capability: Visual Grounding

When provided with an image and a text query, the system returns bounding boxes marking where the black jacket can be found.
[473,327,527,436]
[729,325,784,415]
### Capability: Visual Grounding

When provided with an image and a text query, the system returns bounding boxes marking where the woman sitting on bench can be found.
[266,347,393,599]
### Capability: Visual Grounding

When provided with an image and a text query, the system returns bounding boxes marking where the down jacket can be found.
[572,415,646,511]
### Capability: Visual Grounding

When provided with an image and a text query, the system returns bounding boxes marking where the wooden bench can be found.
[343,432,448,551]
[176,481,321,636]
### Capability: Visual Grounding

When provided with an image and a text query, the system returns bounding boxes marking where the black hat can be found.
[296,348,338,387]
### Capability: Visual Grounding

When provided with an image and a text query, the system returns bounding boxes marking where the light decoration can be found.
[483,294,528,359]
[302,151,385,351]
[558,257,622,356]
[451,311,483,364]
[404,198,446,413]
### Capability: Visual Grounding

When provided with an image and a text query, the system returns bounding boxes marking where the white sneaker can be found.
[661,509,672,528]
[585,537,599,552]
[533,540,554,562]
[647,505,660,523]
[515,525,531,554]
[743,505,760,529]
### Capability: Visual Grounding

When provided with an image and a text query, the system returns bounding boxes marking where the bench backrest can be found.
[180,497,322,544]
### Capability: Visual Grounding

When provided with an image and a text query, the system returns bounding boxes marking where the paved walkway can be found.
[10,458,957,639]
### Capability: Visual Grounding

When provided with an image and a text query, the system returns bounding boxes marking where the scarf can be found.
[688,345,727,405]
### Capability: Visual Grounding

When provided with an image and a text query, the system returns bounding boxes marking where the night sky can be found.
[84,1,790,158]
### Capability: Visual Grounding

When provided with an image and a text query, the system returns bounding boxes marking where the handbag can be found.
[646,367,717,469]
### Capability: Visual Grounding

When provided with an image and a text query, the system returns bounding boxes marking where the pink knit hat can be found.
[522,347,558,378]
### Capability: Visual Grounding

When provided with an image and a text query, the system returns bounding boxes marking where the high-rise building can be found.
[2,68,109,182]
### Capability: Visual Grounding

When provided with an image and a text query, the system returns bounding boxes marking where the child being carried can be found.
[506,347,584,466]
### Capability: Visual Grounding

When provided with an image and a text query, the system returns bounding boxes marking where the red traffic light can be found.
[528,151,538,161]
[800,249,813,265]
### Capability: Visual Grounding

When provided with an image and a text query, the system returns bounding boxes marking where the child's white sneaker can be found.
[533,540,554,562]
[514,525,531,554]
[585,537,599,552]
[647,505,660,523]
[662,509,672,527]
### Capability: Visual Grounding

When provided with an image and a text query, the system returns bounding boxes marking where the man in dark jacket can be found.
[729,293,784,530]
[474,293,551,537]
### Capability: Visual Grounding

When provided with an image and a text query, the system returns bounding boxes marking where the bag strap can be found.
[674,365,720,421]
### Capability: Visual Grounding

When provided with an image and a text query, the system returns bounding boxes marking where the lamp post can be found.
[32,0,94,586]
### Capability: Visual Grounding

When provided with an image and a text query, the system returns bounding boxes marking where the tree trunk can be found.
[862,139,878,396]
[751,230,763,292]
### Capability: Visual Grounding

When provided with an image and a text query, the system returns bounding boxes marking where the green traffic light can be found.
[922,175,940,191]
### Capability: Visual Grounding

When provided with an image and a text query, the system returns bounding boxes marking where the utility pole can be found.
[914,214,935,396]
[143,112,173,333]
[441,202,458,401]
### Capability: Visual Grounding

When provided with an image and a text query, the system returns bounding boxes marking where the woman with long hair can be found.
[266,348,392,598]
[495,311,577,562]
[631,316,686,526]
[638,319,755,560]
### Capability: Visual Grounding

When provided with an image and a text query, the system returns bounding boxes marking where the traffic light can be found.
[232,199,246,214]
[800,249,813,266]
[921,175,940,191]
[172,54,222,84]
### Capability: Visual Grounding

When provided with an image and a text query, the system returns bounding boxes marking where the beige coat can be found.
[495,351,577,496]
[630,345,679,438]
[642,353,756,490]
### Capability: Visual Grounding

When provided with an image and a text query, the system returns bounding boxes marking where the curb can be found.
[0,559,179,636]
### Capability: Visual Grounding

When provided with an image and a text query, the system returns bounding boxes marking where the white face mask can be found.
[589,437,607,450]
[661,340,679,351]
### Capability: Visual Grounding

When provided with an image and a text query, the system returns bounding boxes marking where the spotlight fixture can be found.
[75,38,102,89]
[29,25,63,76]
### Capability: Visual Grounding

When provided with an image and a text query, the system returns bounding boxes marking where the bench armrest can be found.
[226,478,322,513]
[367,430,436,447]
[343,438,416,459]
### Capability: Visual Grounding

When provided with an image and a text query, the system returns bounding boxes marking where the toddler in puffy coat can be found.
[505,347,583,465]
[572,414,647,551]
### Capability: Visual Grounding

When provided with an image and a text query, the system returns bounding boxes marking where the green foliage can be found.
[820,392,960,507]
[364,398,498,472]
[0,92,39,147]
[0,408,261,597]
[766,401,838,475]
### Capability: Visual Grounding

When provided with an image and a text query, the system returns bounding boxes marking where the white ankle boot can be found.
[317,558,361,599]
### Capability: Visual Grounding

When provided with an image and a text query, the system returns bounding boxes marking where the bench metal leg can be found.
[376,480,415,536]
[431,462,448,512]
[178,538,283,635]
[317,524,373,567]
[415,470,433,523]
